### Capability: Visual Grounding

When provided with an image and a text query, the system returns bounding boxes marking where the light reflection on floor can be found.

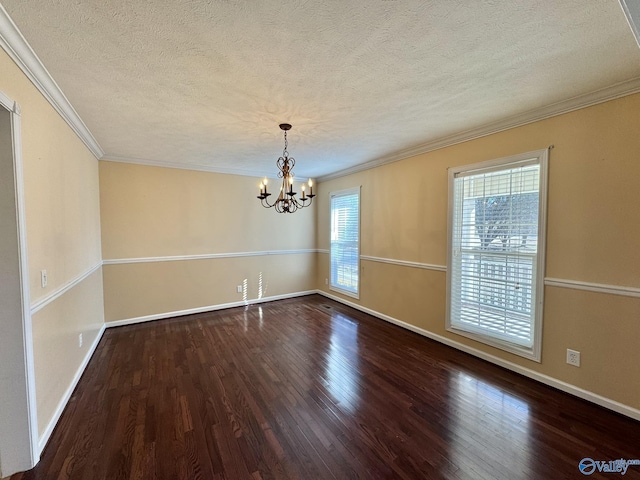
[242,305,264,332]
[449,371,532,479]
[325,312,360,413]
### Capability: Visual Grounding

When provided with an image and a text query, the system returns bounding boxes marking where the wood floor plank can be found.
[13,295,640,479]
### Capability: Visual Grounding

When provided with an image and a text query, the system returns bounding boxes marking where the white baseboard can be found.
[316,290,640,422]
[106,290,317,328]
[37,323,106,454]
[37,290,316,455]
[36,287,638,460]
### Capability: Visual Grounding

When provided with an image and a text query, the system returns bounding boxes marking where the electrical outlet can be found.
[237,285,243,293]
[567,349,580,367]
[41,269,47,288]
[78,333,83,348]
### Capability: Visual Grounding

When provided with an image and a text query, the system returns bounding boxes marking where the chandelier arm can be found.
[259,192,277,209]
[260,194,314,212]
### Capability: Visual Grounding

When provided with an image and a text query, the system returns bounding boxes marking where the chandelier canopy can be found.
[257,123,315,213]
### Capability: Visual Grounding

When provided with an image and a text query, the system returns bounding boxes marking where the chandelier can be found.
[257,123,315,213]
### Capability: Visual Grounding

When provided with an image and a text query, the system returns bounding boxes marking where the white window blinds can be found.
[330,188,360,297]
[448,152,547,358]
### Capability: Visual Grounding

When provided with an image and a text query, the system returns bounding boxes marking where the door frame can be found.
[0,89,39,472]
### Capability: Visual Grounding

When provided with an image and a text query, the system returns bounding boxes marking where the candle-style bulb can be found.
[308,179,313,187]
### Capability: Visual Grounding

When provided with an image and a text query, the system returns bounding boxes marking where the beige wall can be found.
[31,270,104,434]
[0,48,104,439]
[99,162,316,323]
[316,93,640,411]
[3,29,640,459]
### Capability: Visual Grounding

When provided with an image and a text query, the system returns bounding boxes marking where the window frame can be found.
[329,186,361,299]
[446,149,549,362]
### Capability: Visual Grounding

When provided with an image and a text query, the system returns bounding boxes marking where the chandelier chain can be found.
[283,130,289,157]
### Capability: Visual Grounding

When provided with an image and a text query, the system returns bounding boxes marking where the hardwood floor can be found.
[13,295,640,479]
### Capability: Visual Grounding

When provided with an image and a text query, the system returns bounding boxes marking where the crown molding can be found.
[318,77,640,182]
[100,155,276,179]
[3,0,638,179]
[0,4,104,159]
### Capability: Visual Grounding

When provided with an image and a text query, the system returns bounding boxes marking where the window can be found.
[330,187,360,298]
[447,150,548,360]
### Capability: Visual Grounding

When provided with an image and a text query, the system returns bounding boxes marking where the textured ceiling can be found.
[2,0,640,179]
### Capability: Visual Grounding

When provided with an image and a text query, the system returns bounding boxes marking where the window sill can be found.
[329,285,360,300]
[446,325,541,362]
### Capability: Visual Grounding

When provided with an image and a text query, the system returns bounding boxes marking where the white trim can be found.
[445,148,548,362]
[103,249,316,265]
[106,290,316,328]
[318,77,640,182]
[0,5,104,159]
[620,0,640,49]
[100,155,275,179]
[545,277,640,299]
[7,97,40,469]
[329,186,361,299]
[37,323,106,454]
[0,90,16,112]
[536,150,550,362]
[316,290,640,422]
[317,249,329,254]
[328,250,640,301]
[328,285,360,300]
[447,148,549,177]
[30,262,102,314]
[1,0,638,182]
[329,186,362,199]
[360,255,447,272]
